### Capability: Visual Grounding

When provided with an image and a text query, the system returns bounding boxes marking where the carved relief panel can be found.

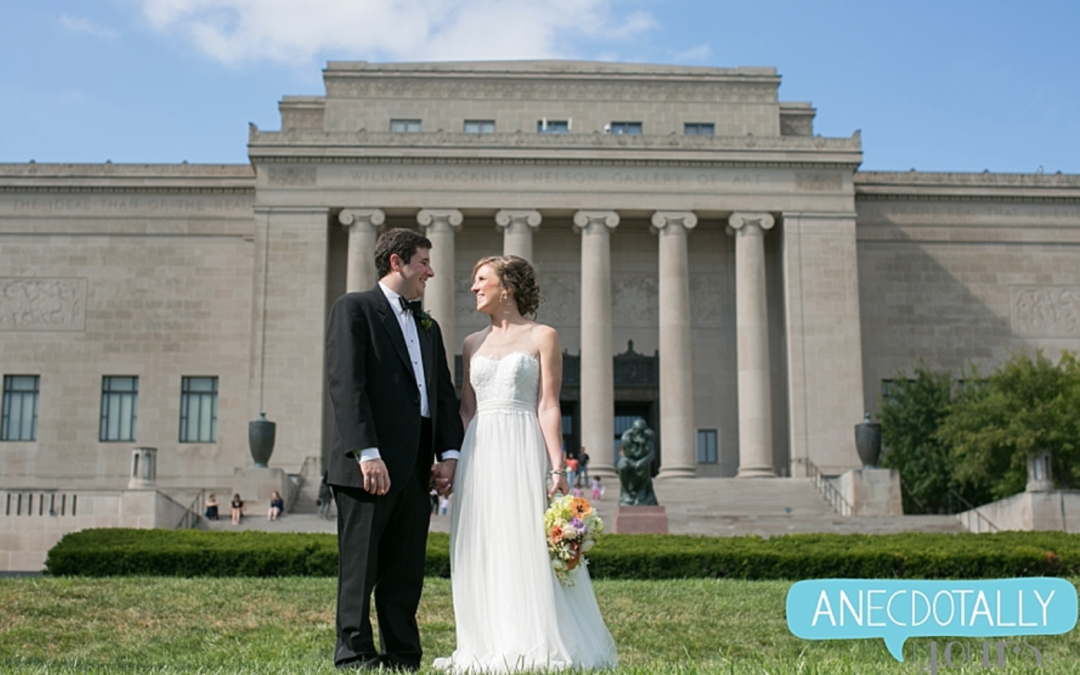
[1012,287,1080,337]
[0,278,87,331]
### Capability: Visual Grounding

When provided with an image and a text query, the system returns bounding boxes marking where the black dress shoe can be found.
[336,656,382,670]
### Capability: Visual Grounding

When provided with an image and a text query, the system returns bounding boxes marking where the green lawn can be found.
[0,577,1076,673]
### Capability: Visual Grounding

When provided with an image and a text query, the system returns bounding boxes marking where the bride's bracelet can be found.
[550,469,567,476]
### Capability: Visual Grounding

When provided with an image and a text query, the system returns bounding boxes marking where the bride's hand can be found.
[548,474,570,499]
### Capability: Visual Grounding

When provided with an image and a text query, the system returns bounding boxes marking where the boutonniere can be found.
[417,310,433,331]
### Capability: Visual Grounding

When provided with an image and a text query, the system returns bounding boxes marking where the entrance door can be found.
[614,402,658,475]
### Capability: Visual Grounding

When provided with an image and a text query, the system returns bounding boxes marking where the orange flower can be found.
[550,526,564,543]
[570,497,591,518]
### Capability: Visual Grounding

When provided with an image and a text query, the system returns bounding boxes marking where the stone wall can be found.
[856,172,1080,417]
[0,164,256,489]
[319,61,784,138]
[0,488,193,571]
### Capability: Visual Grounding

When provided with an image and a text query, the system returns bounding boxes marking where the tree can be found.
[879,367,958,513]
[938,351,1080,501]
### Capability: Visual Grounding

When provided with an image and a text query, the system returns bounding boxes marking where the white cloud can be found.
[60,15,121,40]
[134,0,654,66]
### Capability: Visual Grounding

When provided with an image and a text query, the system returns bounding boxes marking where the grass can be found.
[0,576,1077,673]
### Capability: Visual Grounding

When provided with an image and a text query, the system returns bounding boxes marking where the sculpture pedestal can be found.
[232,467,291,507]
[838,468,903,516]
[612,505,669,534]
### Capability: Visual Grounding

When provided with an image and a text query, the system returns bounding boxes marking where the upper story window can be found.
[390,119,422,133]
[180,376,218,443]
[537,119,570,134]
[609,122,642,135]
[464,120,495,134]
[100,376,138,442]
[684,123,715,136]
[2,375,39,441]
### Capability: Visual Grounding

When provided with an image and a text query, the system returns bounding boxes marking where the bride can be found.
[434,256,618,673]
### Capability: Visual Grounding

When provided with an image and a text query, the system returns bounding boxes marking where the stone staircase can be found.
[207,476,965,536]
[289,470,323,514]
[642,478,965,536]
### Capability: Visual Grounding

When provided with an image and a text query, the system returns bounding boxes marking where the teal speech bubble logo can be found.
[786,578,1078,661]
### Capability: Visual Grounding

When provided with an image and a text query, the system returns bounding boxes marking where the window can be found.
[2,375,39,441]
[390,119,422,133]
[697,429,718,464]
[609,122,642,135]
[464,120,495,133]
[537,119,569,134]
[180,377,218,443]
[880,379,916,403]
[100,376,138,442]
[684,123,714,136]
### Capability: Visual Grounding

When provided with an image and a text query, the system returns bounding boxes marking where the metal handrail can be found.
[176,488,205,530]
[897,476,928,513]
[804,458,852,516]
[950,489,999,533]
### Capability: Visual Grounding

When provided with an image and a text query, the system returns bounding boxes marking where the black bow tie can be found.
[399,297,423,316]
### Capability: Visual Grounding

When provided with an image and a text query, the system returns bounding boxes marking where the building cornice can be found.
[248,129,862,169]
[249,155,861,172]
[855,170,1080,202]
[0,163,256,194]
[322,61,782,98]
[0,185,253,196]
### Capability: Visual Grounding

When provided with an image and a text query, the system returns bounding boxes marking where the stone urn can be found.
[854,413,882,469]
[248,412,277,468]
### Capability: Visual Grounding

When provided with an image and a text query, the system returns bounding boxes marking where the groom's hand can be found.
[431,460,457,497]
[359,458,391,495]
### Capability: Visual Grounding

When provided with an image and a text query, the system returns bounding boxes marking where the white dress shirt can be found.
[357,283,459,464]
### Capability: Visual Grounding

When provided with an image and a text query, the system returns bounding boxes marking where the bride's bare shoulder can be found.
[527,322,560,349]
[462,328,490,354]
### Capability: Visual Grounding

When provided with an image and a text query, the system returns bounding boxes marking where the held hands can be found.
[359,458,391,496]
[431,459,457,497]
[547,472,570,499]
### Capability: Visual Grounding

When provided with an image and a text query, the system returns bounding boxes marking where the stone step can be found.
[205,478,967,537]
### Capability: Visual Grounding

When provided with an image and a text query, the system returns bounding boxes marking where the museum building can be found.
[3,60,1080,495]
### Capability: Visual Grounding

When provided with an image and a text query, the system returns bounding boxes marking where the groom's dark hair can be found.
[375,228,433,278]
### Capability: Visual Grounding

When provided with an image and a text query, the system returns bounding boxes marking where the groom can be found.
[326,227,465,671]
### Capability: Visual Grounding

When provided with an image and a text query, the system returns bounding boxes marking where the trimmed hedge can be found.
[45,528,1080,580]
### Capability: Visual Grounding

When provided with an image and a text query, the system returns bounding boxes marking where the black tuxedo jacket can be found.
[325,286,464,497]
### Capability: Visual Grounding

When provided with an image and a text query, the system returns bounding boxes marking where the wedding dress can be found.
[433,351,618,673]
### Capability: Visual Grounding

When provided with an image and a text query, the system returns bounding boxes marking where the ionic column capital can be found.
[573,210,620,233]
[651,211,698,233]
[338,208,385,230]
[727,212,775,235]
[416,208,463,231]
[495,209,542,231]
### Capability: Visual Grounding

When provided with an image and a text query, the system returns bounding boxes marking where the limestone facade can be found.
[1,61,1078,495]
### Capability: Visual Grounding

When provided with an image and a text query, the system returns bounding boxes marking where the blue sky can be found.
[2,1,1077,173]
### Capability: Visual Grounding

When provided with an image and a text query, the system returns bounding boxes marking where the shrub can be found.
[45,529,1080,580]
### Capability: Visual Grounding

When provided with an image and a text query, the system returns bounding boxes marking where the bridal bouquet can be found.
[543,495,604,586]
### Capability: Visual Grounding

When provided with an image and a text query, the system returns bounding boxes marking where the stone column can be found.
[574,210,620,480]
[495,209,541,262]
[652,211,698,479]
[728,212,777,478]
[417,209,463,359]
[339,208,385,292]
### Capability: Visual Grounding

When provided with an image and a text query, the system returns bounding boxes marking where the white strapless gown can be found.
[433,352,618,673]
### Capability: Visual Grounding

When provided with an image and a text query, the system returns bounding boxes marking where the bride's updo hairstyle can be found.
[472,255,541,318]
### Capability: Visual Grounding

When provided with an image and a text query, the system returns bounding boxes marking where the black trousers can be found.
[333,420,432,670]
